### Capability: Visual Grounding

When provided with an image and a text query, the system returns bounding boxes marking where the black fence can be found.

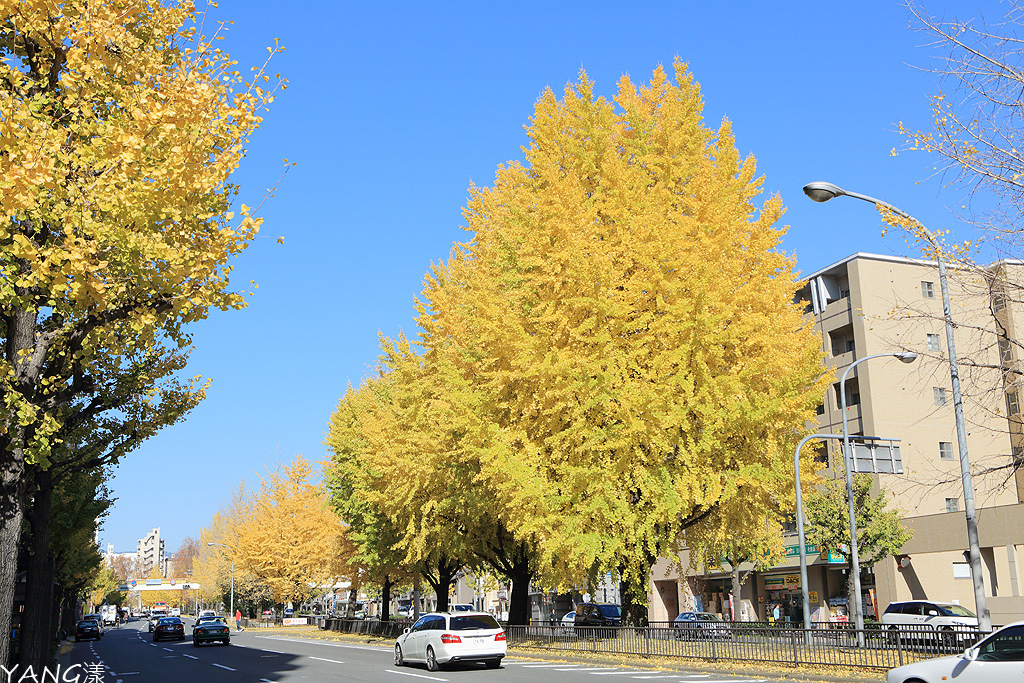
[505,622,986,671]
[319,617,406,639]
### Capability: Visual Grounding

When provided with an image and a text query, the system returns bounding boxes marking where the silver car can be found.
[395,611,505,671]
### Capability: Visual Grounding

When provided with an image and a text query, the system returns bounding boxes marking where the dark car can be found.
[672,611,731,640]
[75,619,102,642]
[192,616,230,646]
[574,603,621,637]
[153,617,185,642]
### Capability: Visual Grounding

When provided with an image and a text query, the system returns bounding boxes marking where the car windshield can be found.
[450,615,501,631]
[158,618,180,625]
[598,605,621,618]
[939,604,977,618]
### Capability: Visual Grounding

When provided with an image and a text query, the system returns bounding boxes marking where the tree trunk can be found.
[0,442,27,668]
[619,557,653,627]
[380,576,393,622]
[20,467,54,672]
[345,588,357,618]
[507,565,532,626]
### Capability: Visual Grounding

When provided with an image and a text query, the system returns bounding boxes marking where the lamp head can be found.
[895,351,919,364]
[803,181,846,203]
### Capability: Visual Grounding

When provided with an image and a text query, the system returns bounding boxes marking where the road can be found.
[57,617,837,683]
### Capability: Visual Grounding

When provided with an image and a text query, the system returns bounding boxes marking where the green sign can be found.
[784,543,818,557]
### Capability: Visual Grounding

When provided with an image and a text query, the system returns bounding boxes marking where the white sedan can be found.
[395,611,506,671]
[887,621,1024,683]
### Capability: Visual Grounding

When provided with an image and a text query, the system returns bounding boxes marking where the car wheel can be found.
[426,646,439,672]
[223,639,229,645]
[940,627,956,649]
[193,640,200,647]
[394,644,404,666]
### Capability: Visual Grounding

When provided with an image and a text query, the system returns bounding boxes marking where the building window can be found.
[814,443,828,464]
[1008,391,1020,416]
[922,281,935,299]
[815,403,825,416]
[939,442,954,461]
[953,562,971,578]
[927,333,941,352]
[934,387,948,406]
[1014,445,1024,465]
[993,291,1007,311]
[946,497,960,513]
[999,337,1013,362]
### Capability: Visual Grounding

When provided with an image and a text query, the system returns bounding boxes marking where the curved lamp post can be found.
[838,351,917,636]
[804,181,992,632]
[207,542,235,619]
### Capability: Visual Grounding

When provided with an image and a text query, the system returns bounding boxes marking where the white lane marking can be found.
[524,664,573,668]
[631,677,683,680]
[590,673,658,677]
[383,670,448,682]
[212,663,236,671]
[183,654,198,660]
[260,679,275,682]
[309,656,344,664]
[162,647,174,651]
[696,680,766,683]
[256,635,383,651]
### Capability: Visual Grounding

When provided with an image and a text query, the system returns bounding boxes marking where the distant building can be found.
[137,528,166,576]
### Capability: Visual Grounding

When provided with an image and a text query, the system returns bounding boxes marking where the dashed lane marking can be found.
[309,656,344,664]
[384,670,448,682]
[212,663,236,672]
[183,654,198,660]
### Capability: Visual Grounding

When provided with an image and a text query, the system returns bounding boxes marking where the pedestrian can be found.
[771,603,780,623]
[235,609,244,631]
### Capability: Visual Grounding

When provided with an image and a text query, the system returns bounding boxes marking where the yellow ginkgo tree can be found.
[231,457,354,606]
[411,60,830,624]
[0,0,283,662]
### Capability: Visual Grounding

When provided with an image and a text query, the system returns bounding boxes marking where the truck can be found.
[101,604,118,626]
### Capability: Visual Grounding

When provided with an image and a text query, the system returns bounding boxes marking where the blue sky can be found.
[101,0,1007,556]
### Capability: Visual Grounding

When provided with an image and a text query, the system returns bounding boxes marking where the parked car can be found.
[75,619,102,642]
[880,600,978,646]
[82,614,104,635]
[574,603,621,637]
[153,617,185,642]
[561,611,576,635]
[394,611,505,671]
[451,604,475,612]
[672,612,731,640]
[887,620,1024,683]
[193,616,230,646]
[284,607,293,617]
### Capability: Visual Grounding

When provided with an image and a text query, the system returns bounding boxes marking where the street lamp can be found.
[207,542,235,619]
[804,180,992,632]
[838,351,917,636]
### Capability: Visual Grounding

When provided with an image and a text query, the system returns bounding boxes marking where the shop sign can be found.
[784,543,819,557]
[764,574,801,590]
[808,591,819,604]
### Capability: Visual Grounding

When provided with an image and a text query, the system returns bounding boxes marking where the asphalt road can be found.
[57,618,835,683]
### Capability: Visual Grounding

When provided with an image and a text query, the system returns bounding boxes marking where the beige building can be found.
[649,252,1024,625]
[136,527,166,577]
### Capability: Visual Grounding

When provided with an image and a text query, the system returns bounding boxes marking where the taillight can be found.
[440,633,462,644]
[495,631,506,641]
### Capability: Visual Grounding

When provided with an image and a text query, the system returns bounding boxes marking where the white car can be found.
[561,611,576,634]
[887,620,1024,683]
[198,610,217,619]
[395,611,506,671]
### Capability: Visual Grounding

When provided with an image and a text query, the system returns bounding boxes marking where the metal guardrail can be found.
[505,622,986,671]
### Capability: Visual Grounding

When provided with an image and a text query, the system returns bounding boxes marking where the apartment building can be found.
[136,527,166,577]
[649,252,1024,625]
